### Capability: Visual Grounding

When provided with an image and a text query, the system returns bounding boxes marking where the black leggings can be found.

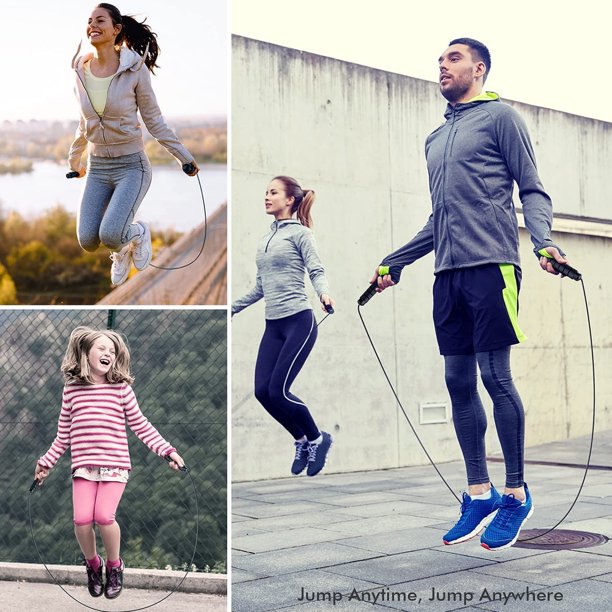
[254,310,320,440]
[444,347,525,488]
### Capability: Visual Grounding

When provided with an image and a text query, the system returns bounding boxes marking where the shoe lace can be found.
[491,495,518,529]
[109,249,129,264]
[307,442,318,462]
[108,565,121,588]
[294,442,306,461]
[456,492,472,523]
[82,557,101,580]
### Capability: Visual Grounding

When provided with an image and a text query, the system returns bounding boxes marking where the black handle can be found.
[550,259,582,281]
[29,479,39,493]
[182,162,196,175]
[324,303,335,315]
[358,283,378,306]
[165,454,188,472]
[66,171,80,179]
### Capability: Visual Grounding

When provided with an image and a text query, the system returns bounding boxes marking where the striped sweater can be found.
[38,382,176,471]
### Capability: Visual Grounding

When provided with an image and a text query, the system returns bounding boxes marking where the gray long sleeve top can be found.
[232,219,330,320]
[382,93,561,275]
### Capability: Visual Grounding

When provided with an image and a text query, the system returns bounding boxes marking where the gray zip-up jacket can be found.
[382,93,560,276]
[68,46,194,170]
[232,219,330,320]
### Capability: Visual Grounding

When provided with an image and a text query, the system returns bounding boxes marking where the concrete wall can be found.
[231,36,612,482]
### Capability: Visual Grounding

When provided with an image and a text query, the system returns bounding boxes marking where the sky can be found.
[2,0,227,121]
[232,0,612,124]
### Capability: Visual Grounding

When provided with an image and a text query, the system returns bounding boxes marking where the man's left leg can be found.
[477,346,534,549]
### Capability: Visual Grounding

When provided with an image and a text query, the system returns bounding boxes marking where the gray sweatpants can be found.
[77,151,152,252]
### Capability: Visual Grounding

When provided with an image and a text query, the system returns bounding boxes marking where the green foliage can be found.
[0,262,17,304]
[0,310,227,572]
[0,206,182,305]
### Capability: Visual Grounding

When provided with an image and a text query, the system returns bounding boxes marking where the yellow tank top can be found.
[83,60,117,116]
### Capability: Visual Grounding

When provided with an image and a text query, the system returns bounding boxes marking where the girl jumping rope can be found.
[34,326,185,600]
[69,3,199,286]
[232,176,335,477]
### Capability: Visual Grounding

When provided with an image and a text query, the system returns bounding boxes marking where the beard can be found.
[439,70,473,103]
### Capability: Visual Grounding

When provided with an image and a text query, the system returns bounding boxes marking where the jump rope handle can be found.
[66,171,80,179]
[324,303,335,315]
[358,283,378,307]
[550,259,582,281]
[182,162,196,175]
[29,479,39,493]
[358,265,401,306]
[164,454,188,472]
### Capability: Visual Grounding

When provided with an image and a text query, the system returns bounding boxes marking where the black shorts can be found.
[432,263,526,356]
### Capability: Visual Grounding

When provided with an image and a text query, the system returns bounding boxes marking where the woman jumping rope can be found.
[34,326,185,600]
[69,3,199,286]
[232,176,335,477]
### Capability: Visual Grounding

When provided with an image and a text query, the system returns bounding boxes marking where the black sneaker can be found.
[83,554,104,598]
[291,440,309,475]
[306,432,333,477]
[104,558,124,599]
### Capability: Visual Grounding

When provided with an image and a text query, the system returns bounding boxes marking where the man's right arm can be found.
[372,214,435,289]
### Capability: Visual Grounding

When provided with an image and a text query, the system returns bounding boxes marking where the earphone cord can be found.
[358,276,596,542]
[149,174,207,271]
[27,467,199,612]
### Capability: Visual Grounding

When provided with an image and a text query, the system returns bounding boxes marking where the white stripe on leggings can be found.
[281,310,316,413]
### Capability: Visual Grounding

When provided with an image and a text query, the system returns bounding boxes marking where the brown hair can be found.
[96,3,160,72]
[61,326,134,385]
[272,176,315,228]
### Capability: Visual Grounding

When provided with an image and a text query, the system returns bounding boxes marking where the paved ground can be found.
[232,430,612,611]
[0,580,227,612]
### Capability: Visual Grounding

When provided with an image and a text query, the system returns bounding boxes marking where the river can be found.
[0,160,226,232]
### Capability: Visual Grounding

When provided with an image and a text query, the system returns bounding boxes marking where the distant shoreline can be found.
[0,158,226,175]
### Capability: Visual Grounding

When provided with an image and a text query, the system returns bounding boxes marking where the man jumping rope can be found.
[372,38,569,550]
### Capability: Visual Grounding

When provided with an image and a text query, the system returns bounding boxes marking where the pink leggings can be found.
[72,478,127,526]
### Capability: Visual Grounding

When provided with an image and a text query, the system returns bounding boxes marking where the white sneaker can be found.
[109,246,132,286]
[132,222,152,270]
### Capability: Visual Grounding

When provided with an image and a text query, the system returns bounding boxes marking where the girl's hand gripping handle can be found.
[165,453,187,472]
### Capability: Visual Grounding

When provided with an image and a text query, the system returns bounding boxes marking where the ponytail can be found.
[97,3,160,72]
[296,190,315,228]
[272,175,315,228]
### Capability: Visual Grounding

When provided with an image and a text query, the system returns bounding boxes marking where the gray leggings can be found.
[444,347,525,488]
[77,151,152,252]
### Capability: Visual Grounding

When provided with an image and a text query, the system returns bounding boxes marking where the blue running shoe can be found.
[443,485,501,545]
[291,440,309,475]
[306,432,333,477]
[481,483,534,550]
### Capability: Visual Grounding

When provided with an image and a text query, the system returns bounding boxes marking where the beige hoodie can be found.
[68,46,194,170]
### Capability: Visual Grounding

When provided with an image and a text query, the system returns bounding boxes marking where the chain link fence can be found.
[0,308,226,573]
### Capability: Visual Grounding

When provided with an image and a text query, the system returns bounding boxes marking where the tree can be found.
[0,262,17,304]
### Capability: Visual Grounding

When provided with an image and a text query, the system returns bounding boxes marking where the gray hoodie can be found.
[382,93,561,276]
[232,219,329,320]
[69,46,194,169]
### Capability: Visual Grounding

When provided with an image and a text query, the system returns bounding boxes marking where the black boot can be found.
[104,558,125,599]
[83,555,104,597]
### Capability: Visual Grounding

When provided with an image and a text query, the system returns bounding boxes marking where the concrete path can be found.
[232,431,612,611]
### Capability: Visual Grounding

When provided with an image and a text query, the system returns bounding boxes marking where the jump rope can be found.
[358,258,596,543]
[28,455,199,611]
[67,162,208,271]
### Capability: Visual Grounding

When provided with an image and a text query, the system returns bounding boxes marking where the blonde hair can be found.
[272,175,315,228]
[61,326,134,385]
